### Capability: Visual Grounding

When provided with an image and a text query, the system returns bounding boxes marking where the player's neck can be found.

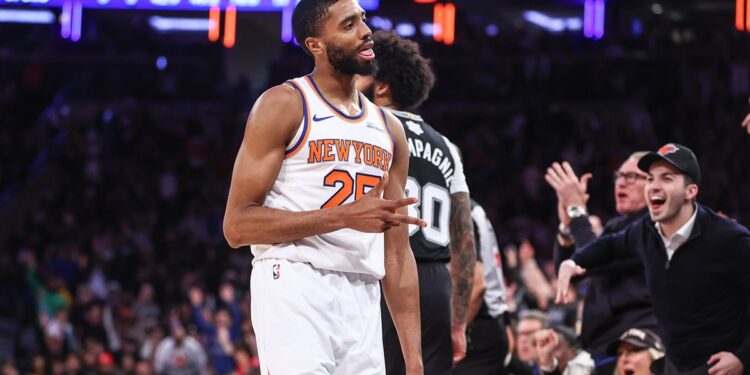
[309,67,358,105]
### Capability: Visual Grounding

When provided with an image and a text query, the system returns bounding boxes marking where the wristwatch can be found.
[566,205,587,219]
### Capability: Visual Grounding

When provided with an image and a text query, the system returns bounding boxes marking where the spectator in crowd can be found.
[505,310,549,373]
[189,285,241,375]
[607,328,664,375]
[153,322,207,375]
[506,321,594,375]
[535,326,594,375]
[546,154,659,373]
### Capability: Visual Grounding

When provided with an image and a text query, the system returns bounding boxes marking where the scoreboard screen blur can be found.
[1,0,379,11]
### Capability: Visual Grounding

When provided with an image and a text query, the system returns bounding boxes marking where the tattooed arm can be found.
[449,191,476,363]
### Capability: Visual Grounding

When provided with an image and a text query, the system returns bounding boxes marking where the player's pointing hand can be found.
[344,171,427,233]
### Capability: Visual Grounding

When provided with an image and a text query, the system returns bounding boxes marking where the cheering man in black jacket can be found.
[557,143,750,375]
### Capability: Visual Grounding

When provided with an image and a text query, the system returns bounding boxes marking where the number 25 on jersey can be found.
[321,169,382,209]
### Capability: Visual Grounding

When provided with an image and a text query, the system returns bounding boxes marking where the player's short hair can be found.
[371,30,435,111]
[292,0,341,56]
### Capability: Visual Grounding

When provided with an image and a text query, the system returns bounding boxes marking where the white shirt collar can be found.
[656,206,698,256]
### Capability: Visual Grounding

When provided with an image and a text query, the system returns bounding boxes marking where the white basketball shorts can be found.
[251,259,385,375]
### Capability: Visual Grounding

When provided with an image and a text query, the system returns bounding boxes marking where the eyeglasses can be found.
[613,171,647,184]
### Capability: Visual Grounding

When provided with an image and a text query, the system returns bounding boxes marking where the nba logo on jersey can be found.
[272,264,281,279]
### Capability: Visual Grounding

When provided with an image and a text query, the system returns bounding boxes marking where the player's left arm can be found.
[446,141,476,363]
[381,111,423,375]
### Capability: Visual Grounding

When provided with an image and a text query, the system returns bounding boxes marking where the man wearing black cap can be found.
[608,328,664,375]
[556,143,750,375]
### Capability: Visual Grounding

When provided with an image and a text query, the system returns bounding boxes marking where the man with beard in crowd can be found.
[222,0,426,374]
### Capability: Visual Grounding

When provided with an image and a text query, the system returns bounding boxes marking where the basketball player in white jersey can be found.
[222,0,426,374]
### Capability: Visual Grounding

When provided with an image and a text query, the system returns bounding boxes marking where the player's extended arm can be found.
[223,85,424,248]
[381,111,424,375]
[448,191,476,362]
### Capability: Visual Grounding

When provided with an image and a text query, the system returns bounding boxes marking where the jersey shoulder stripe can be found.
[377,107,397,156]
[284,80,311,158]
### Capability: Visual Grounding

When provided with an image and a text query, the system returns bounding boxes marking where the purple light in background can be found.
[0,0,375,12]
[281,1,293,42]
[522,11,564,32]
[0,9,55,23]
[71,0,82,41]
[583,0,594,38]
[631,18,643,36]
[395,23,415,37]
[61,1,71,39]
[594,0,605,39]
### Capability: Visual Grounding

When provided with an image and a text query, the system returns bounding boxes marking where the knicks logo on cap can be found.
[272,264,280,279]
[658,144,679,156]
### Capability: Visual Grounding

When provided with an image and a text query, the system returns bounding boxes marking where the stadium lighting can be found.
[149,16,211,31]
[71,0,82,41]
[156,56,168,70]
[0,9,55,23]
[524,11,565,33]
[281,1,293,42]
[594,0,605,39]
[443,2,455,45]
[395,23,416,37]
[420,23,435,36]
[583,0,605,39]
[223,5,236,47]
[61,1,72,38]
[208,6,220,41]
[485,24,499,37]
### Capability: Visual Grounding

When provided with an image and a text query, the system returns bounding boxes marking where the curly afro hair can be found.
[371,30,435,111]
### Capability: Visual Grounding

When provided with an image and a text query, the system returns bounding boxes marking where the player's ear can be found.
[306,36,324,56]
[375,82,390,99]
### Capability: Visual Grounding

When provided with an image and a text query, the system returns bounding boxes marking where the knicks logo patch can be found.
[658,144,679,155]
[272,264,280,279]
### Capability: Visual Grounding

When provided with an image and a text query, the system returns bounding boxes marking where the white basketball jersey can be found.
[251,75,396,278]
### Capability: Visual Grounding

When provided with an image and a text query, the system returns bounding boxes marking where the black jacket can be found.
[554,209,659,358]
[572,205,750,370]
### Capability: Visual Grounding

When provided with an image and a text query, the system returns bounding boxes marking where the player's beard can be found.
[327,41,378,76]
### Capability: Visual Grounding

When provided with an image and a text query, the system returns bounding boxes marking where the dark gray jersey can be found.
[390,109,469,262]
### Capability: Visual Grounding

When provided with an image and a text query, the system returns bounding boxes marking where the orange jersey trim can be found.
[304,75,368,124]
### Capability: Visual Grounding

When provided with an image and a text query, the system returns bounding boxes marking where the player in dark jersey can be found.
[356,30,476,375]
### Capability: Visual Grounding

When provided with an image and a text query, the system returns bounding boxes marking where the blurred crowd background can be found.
[1,0,750,373]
